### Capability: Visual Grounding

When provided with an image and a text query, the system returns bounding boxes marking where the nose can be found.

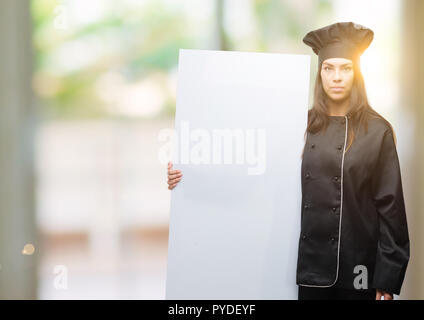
[333,69,342,83]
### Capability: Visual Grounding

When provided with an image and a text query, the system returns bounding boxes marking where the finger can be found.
[168,161,172,168]
[384,293,393,300]
[168,177,182,185]
[168,181,177,190]
[168,172,183,179]
[168,175,182,182]
[168,182,178,189]
[376,291,382,300]
[168,172,182,179]
[168,168,181,175]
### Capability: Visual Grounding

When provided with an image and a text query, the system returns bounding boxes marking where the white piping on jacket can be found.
[298,115,348,288]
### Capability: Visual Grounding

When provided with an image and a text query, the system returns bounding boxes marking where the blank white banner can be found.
[165,49,310,299]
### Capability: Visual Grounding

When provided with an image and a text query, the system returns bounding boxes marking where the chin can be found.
[328,94,348,102]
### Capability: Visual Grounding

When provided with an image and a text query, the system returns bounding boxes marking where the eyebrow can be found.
[323,62,353,67]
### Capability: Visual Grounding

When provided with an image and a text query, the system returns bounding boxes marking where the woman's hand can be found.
[167,161,183,190]
[376,289,393,300]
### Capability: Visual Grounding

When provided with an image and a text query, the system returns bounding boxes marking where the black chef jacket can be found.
[296,113,410,295]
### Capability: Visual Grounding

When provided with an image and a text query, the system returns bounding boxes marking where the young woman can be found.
[167,22,410,300]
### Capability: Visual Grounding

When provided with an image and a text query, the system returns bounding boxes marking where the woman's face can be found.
[320,57,354,102]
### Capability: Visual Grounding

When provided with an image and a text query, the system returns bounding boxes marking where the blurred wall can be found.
[0,0,37,299]
[400,0,424,300]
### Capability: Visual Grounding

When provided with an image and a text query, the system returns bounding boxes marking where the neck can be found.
[327,96,350,116]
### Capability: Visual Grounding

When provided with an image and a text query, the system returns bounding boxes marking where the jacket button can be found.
[333,176,339,182]
[302,235,306,240]
[311,143,315,149]
[332,207,337,212]
[305,172,311,179]
[331,237,336,242]
[337,145,342,150]
[304,203,309,209]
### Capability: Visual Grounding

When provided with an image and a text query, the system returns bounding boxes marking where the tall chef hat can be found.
[303,22,374,65]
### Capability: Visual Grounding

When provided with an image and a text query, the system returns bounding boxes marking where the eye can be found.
[344,66,352,71]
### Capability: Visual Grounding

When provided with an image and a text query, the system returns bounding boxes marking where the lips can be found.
[331,87,344,92]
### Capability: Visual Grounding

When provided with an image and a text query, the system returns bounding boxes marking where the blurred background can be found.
[0,0,423,299]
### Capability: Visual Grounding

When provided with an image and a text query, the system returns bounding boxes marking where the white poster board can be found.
[165,49,310,299]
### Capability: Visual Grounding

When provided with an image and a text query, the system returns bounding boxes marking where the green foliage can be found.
[31,0,198,120]
[31,0,333,120]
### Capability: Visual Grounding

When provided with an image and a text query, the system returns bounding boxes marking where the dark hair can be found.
[301,59,396,158]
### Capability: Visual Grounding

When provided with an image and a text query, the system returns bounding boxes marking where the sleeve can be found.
[370,128,410,296]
